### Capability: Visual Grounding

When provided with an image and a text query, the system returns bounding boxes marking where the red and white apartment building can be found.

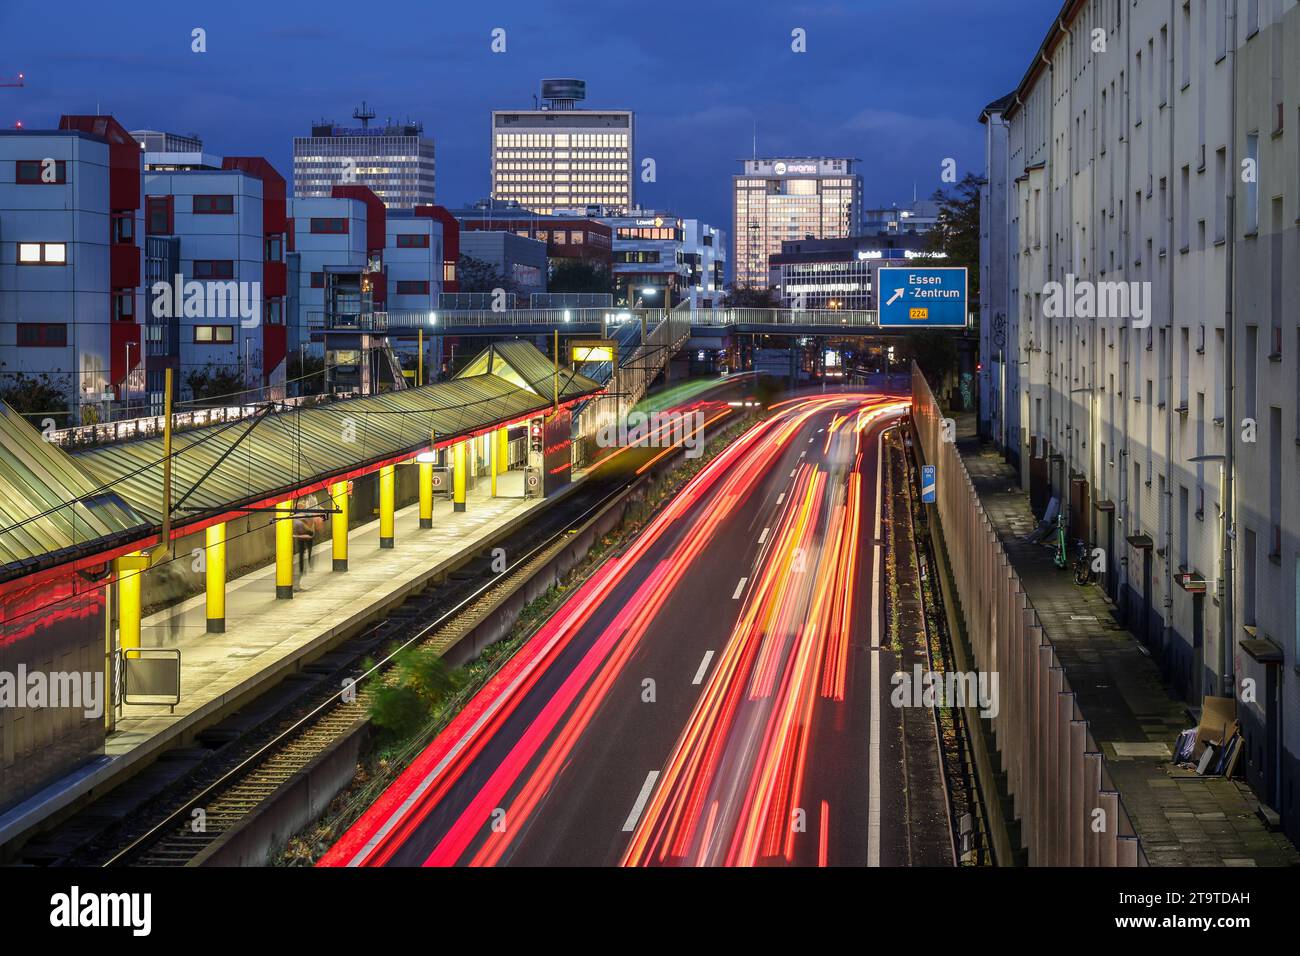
[2,115,459,415]
[0,115,143,425]
[142,148,290,401]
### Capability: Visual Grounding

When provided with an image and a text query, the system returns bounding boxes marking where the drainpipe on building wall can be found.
[1088,20,1101,519]
[1042,48,1056,496]
[1060,19,1079,504]
[1161,0,1178,662]
[1014,92,1030,488]
[1221,0,1239,697]
[1118,1,1134,613]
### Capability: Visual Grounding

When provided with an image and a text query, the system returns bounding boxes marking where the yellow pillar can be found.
[276,499,294,598]
[419,461,433,528]
[205,521,226,633]
[117,550,144,650]
[490,434,499,498]
[379,464,396,548]
[331,481,349,571]
[497,427,510,482]
[453,440,467,512]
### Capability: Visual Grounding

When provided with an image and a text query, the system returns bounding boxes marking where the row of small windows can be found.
[495,134,628,147]
[495,151,628,160]
[497,174,628,183]
[497,162,628,172]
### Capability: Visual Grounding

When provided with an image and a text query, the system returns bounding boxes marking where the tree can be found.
[286,351,326,397]
[721,284,781,308]
[0,372,71,428]
[902,331,959,394]
[185,364,246,404]
[548,258,613,295]
[925,172,983,304]
[456,254,512,294]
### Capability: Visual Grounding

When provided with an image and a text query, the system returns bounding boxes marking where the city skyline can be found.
[0,0,1049,239]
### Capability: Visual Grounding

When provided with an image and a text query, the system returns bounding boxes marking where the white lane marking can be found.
[732,577,748,600]
[776,492,785,505]
[758,527,769,545]
[789,468,797,478]
[808,437,815,444]
[692,650,715,685]
[623,771,661,832]
[868,425,890,868]
[800,450,807,458]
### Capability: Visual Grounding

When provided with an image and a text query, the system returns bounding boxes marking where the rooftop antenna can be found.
[0,71,24,88]
[352,101,376,129]
[752,120,757,160]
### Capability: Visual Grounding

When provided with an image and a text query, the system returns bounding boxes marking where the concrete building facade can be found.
[293,112,435,209]
[0,116,143,424]
[980,0,1300,839]
[492,81,633,216]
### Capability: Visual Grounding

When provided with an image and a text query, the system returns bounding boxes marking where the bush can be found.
[368,685,427,739]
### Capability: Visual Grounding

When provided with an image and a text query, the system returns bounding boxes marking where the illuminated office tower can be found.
[293,103,435,208]
[732,157,861,290]
[491,79,633,215]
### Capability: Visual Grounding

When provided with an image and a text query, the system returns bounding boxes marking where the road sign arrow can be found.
[886,288,905,306]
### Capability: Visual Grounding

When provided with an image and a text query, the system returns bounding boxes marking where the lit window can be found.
[17,241,66,264]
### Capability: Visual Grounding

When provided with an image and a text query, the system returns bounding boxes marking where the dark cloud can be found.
[0,0,1048,236]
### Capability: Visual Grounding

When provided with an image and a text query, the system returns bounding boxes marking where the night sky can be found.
[1,0,1051,235]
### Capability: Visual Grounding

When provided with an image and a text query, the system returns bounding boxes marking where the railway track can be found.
[20,384,751,868]
[45,469,640,867]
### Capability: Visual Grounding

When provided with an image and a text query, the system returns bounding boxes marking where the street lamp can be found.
[123,341,134,418]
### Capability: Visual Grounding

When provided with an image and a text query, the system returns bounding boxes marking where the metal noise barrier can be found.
[910,364,1144,866]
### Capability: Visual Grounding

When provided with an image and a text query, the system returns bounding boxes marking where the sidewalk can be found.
[958,428,1298,867]
[0,469,550,848]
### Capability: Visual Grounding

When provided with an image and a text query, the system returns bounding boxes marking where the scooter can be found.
[1052,514,1069,570]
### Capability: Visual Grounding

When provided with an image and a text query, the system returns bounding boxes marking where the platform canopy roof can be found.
[0,404,147,583]
[0,342,601,580]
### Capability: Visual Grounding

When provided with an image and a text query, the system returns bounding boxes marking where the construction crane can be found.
[0,72,25,87]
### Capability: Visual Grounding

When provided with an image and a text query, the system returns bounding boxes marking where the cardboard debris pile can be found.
[1172,695,1243,777]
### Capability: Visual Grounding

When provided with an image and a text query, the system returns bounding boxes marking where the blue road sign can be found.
[921,464,936,503]
[878,267,969,328]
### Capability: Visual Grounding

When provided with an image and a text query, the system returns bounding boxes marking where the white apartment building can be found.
[732,158,862,290]
[682,219,726,309]
[291,190,448,394]
[0,116,143,423]
[145,169,270,397]
[981,0,1300,838]
[384,214,443,315]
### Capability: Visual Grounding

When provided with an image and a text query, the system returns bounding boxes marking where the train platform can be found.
[0,469,547,849]
[955,417,1298,867]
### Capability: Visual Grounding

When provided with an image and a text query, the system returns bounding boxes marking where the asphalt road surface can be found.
[322,390,939,867]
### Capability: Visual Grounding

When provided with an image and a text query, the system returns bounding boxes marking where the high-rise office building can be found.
[293,104,435,208]
[731,158,861,290]
[491,79,633,216]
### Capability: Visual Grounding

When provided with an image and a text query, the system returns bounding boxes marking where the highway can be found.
[321,391,929,867]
